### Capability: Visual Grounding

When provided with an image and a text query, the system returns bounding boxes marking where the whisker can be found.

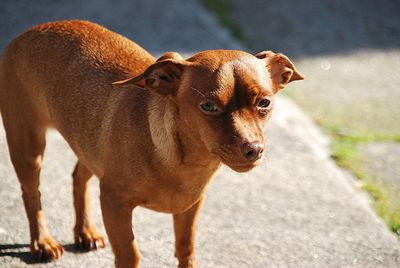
[190,86,205,97]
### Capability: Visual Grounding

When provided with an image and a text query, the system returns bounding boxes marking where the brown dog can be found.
[0,20,303,267]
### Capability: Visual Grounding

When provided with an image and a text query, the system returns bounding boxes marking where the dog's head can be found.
[114,50,303,172]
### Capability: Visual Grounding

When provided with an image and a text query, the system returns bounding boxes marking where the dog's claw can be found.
[31,237,64,261]
[75,227,105,251]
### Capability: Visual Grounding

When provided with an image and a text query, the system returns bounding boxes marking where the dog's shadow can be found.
[0,243,34,264]
[0,243,90,264]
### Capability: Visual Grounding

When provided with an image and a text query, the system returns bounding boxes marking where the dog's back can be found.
[0,20,155,173]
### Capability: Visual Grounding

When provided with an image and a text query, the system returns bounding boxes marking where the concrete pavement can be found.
[1,0,399,267]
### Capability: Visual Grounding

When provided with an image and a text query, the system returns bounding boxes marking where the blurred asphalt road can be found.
[1,0,399,267]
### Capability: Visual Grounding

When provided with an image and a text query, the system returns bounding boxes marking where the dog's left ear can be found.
[113,52,191,96]
[255,51,304,93]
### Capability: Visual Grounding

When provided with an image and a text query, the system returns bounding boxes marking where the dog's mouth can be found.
[227,162,259,173]
[212,147,263,173]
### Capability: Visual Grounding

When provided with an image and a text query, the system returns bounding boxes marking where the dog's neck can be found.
[147,94,220,171]
[147,94,181,166]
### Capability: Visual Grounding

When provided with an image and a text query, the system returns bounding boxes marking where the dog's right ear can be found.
[113,52,191,96]
[255,51,304,93]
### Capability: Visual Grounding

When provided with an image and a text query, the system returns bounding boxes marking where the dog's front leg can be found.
[100,180,140,268]
[173,198,204,268]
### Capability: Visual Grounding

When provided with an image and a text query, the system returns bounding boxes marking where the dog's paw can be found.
[74,226,105,251]
[31,237,64,261]
[178,256,198,268]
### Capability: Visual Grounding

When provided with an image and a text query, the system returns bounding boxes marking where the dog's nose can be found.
[241,141,264,161]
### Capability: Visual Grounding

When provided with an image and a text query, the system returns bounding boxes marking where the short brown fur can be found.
[0,20,303,267]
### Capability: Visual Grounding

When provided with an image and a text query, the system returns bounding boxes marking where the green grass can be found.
[326,124,400,143]
[363,182,400,236]
[201,0,248,44]
[330,132,400,237]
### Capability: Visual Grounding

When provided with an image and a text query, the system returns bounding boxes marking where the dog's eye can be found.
[199,101,220,114]
[257,98,271,108]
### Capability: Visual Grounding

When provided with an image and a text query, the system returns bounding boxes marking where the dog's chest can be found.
[142,186,203,213]
[140,165,218,213]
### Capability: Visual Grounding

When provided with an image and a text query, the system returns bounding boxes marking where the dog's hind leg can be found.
[2,116,64,261]
[72,161,105,250]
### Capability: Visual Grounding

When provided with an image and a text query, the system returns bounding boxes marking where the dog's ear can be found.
[255,51,304,93]
[113,52,190,95]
